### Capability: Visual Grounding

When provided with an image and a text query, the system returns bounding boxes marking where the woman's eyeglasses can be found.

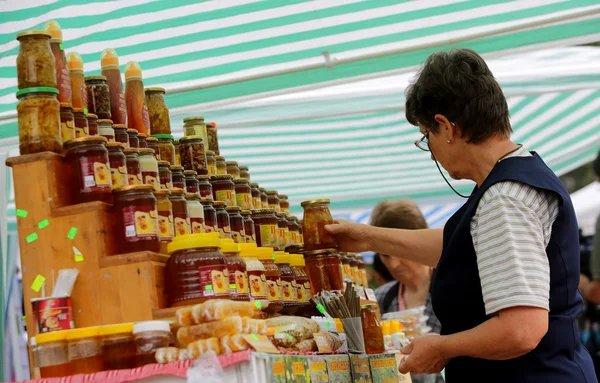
[414,126,432,152]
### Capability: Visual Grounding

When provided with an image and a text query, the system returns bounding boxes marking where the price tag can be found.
[365,287,377,302]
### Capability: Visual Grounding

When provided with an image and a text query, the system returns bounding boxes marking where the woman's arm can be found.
[326,223,443,267]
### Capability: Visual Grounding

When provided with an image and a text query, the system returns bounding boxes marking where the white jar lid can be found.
[133,320,170,334]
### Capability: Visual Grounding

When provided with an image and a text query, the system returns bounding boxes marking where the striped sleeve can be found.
[471,192,551,315]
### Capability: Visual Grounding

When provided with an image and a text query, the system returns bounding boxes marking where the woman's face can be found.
[380,253,426,286]
[420,119,468,181]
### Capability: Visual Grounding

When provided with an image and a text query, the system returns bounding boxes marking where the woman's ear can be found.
[434,114,459,142]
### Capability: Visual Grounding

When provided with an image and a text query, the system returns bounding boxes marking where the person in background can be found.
[372,253,394,287]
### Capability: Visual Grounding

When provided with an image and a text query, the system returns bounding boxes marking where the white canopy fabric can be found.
[572,182,600,236]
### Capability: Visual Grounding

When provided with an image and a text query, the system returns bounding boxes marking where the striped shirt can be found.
[471,146,559,315]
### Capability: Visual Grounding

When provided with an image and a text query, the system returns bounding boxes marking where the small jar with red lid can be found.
[266,191,280,212]
[170,165,185,190]
[64,136,112,204]
[184,170,199,193]
[113,184,160,253]
[213,201,232,239]
[124,148,143,185]
[196,175,212,199]
[200,198,218,233]
[241,210,256,244]
[179,135,208,175]
[278,194,290,215]
[259,188,268,208]
[60,102,75,143]
[252,209,278,248]
[166,233,230,307]
[205,150,216,176]
[106,142,129,190]
[276,212,290,251]
[158,161,172,190]
[211,174,236,207]
[127,129,139,148]
[98,119,114,142]
[275,252,299,315]
[169,188,190,237]
[234,178,252,210]
[215,155,226,175]
[86,113,98,136]
[249,183,261,210]
[73,108,89,137]
[226,206,245,244]
[226,161,240,178]
[186,192,205,234]
[221,238,249,302]
[113,124,128,147]
[146,137,160,160]
[239,165,250,180]
[290,253,313,315]
[154,189,174,254]
[138,133,148,148]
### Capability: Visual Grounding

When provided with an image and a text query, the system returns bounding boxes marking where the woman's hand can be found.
[325,221,373,253]
[398,335,448,375]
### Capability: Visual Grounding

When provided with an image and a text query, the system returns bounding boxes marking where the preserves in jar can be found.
[107,142,129,189]
[240,243,267,302]
[356,254,368,288]
[266,191,280,212]
[214,201,232,239]
[154,134,176,165]
[16,30,56,89]
[100,323,136,370]
[124,148,143,185]
[276,212,290,251]
[166,234,229,306]
[158,161,173,190]
[259,187,268,209]
[145,87,171,135]
[226,161,240,178]
[36,331,72,378]
[174,139,181,165]
[169,188,190,237]
[86,113,98,136]
[301,199,337,251]
[114,124,128,146]
[114,185,160,253]
[201,198,218,233]
[155,189,174,254]
[179,135,208,175]
[44,21,71,104]
[215,155,226,175]
[278,194,290,215]
[290,254,313,315]
[239,165,250,180]
[17,87,61,155]
[361,304,385,354]
[100,48,127,125]
[97,119,114,141]
[64,136,112,204]
[186,192,206,234]
[59,102,75,143]
[226,206,245,243]
[252,209,278,248]
[127,129,139,148]
[184,170,199,193]
[197,175,212,199]
[340,253,352,284]
[303,248,344,294]
[183,116,208,146]
[234,178,252,210]
[138,133,148,148]
[250,183,261,210]
[133,321,170,367]
[241,210,256,244]
[211,174,235,206]
[67,327,104,374]
[124,61,150,134]
[147,137,160,160]
[73,108,88,137]
[206,150,216,176]
[85,75,111,119]
[66,52,87,110]
[138,148,160,190]
[221,238,249,301]
[348,253,359,285]
[170,165,185,189]
[258,247,283,314]
[275,252,298,315]
[206,121,220,154]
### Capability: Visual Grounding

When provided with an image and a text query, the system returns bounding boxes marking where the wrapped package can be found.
[155,347,186,363]
[178,316,243,346]
[192,300,255,323]
[187,337,222,359]
[266,316,320,340]
[274,332,298,348]
[294,338,317,352]
[220,334,251,354]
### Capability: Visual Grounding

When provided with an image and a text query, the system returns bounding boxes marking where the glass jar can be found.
[183,116,208,147]
[226,206,245,243]
[155,189,174,254]
[64,136,112,204]
[44,21,72,103]
[287,216,301,246]
[290,254,313,315]
[276,212,290,251]
[107,142,129,190]
[184,170,199,193]
[356,254,368,288]
[206,121,220,154]
[36,331,72,378]
[158,161,173,190]
[233,178,252,210]
[211,174,236,206]
[252,209,278,248]
[100,323,136,370]
[206,150,216,176]
[275,252,299,315]
[59,102,75,143]
[215,155,226,175]
[100,48,127,125]
[239,165,250,180]
[186,192,206,234]
[97,119,115,141]
[240,243,268,302]
[179,135,208,175]
[259,187,268,208]
[16,87,61,155]
[197,175,213,199]
[139,148,160,190]
[169,188,190,237]
[125,61,150,135]
[226,161,240,178]
[145,87,171,135]
[67,52,87,110]
[154,134,176,165]
[67,327,104,374]
[361,304,385,354]
[201,198,218,233]
[278,194,290,215]
[298,220,304,245]
[124,148,143,185]
[304,248,344,294]
[114,185,160,253]
[114,124,129,147]
[249,183,262,210]
[241,210,256,244]
[348,254,359,285]
[340,253,352,284]
[132,321,170,367]
[259,248,283,314]
[86,113,98,136]
[301,199,337,251]
[147,137,160,160]
[138,133,148,148]
[170,165,185,189]
[166,234,229,306]
[214,201,232,239]
[127,129,139,148]
[174,139,181,165]
[221,238,249,301]
[85,75,111,119]
[16,30,56,89]
[73,107,88,137]
[30,337,40,379]
[267,191,281,212]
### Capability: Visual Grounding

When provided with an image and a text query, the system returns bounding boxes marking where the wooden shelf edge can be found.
[99,251,169,268]
[153,305,188,322]
[51,200,113,217]
[6,151,63,167]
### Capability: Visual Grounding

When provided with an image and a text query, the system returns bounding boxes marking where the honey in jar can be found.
[226,206,245,243]
[361,304,385,354]
[275,252,298,315]
[259,187,268,209]
[278,194,290,215]
[241,210,256,244]
[100,48,127,125]
[258,247,283,314]
[206,150,216,176]
[239,243,267,303]
[64,136,112,204]
[114,124,128,147]
[215,155,226,175]
[44,21,71,103]
[197,175,213,199]
[211,174,235,207]
[170,165,185,189]
[226,161,240,178]
[59,102,75,144]
[304,248,344,294]
[114,185,160,253]
[100,323,136,370]
[234,178,252,210]
[186,192,206,234]
[73,107,88,137]
[36,331,72,378]
[239,165,250,180]
[266,191,280,212]
[158,161,173,190]
[86,113,99,136]
[252,209,278,248]
[127,129,139,148]
[67,327,104,374]
[301,199,337,251]
[276,212,290,251]
[287,216,301,246]
[221,238,249,301]
[107,142,129,190]
[184,170,199,193]
[155,189,174,254]
[124,61,150,134]
[124,147,143,185]
[249,183,261,210]
[16,30,56,89]
[214,201,232,239]
[290,253,313,315]
[138,133,148,148]
[169,188,190,237]
[133,321,170,367]
[201,198,218,233]
[340,253,352,284]
[85,75,111,120]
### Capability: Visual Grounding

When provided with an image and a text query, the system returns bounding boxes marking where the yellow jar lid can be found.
[36,330,68,344]
[239,242,258,258]
[274,251,292,264]
[300,198,330,207]
[289,254,306,267]
[66,326,100,340]
[168,233,221,254]
[99,323,134,336]
[256,247,275,261]
[221,238,240,253]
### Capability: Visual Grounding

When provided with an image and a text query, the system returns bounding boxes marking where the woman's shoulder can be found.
[375,281,400,313]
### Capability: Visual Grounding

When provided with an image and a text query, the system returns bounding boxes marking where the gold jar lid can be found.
[114,184,154,194]
[206,150,215,156]
[276,212,288,218]
[252,208,277,215]
[138,148,155,155]
[157,160,170,166]
[64,135,107,148]
[213,201,227,207]
[154,189,171,196]
[225,161,238,166]
[97,119,113,124]
[106,142,124,149]
[196,175,210,180]
[200,197,214,204]
[278,194,288,200]
[289,216,298,221]
[185,192,200,199]
[145,87,165,93]
[72,107,85,113]
[169,165,184,171]
[180,135,203,143]
[233,178,249,184]
[304,248,337,256]
[113,124,127,129]
[211,174,233,181]
[183,170,197,176]
[266,190,278,196]
[127,129,138,134]
[137,133,147,138]
[146,137,158,142]
[123,147,139,154]
[215,155,225,161]
[86,113,98,120]
[183,116,205,123]
[226,206,242,212]
[16,30,51,40]
[300,198,330,207]
[249,183,259,188]
[239,165,249,171]
[84,75,107,82]
[59,102,73,109]
[259,187,267,192]
[169,187,185,195]
[241,210,252,215]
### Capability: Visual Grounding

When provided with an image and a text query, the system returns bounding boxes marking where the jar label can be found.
[190,217,205,234]
[198,264,228,297]
[252,197,262,209]
[215,189,235,206]
[245,232,256,244]
[122,206,159,240]
[299,234,304,245]
[350,267,358,284]
[175,151,181,165]
[61,120,75,143]
[342,264,350,280]
[247,270,266,300]
[174,213,190,236]
[75,125,89,138]
[142,105,151,133]
[281,279,296,302]
[142,172,159,190]
[218,225,232,239]
[278,227,289,250]
[259,224,278,247]
[158,210,174,240]
[266,276,282,302]
[110,166,128,189]
[78,158,111,191]
[208,163,217,176]
[231,230,244,244]
[290,231,298,246]
[236,193,252,210]
[128,172,143,185]
[292,280,306,303]
[230,270,248,296]
[303,281,312,301]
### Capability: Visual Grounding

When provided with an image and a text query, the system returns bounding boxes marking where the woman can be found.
[326,49,596,382]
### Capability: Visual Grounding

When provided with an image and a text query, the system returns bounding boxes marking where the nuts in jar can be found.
[85,75,111,119]
[113,124,128,147]
[154,134,176,165]
[215,155,226,175]
[145,88,171,135]
[113,184,160,254]
[16,87,61,155]
[206,121,220,155]
[201,198,218,233]
[205,150,216,176]
[241,210,256,244]
[179,135,208,175]
[16,30,56,89]
[226,206,245,244]
[183,116,208,146]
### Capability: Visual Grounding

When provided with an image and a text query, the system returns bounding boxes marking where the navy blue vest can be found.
[430,153,597,382]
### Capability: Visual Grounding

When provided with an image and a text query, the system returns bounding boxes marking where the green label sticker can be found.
[83,108,88,115]
[326,321,331,328]
[59,43,64,50]
[229,283,236,289]
[254,301,263,309]
[16,209,27,218]
[26,232,38,243]
[316,304,326,314]
[38,219,49,229]
[272,253,275,260]
[67,227,78,240]
[250,334,258,340]
[286,333,294,340]
[31,275,45,292]
[205,284,213,291]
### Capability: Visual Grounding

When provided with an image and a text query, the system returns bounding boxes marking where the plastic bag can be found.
[266,316,319,340]
[187,337,222,359]
[178,316,243,346]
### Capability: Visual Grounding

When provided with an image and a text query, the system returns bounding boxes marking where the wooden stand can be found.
[6,152,169,342]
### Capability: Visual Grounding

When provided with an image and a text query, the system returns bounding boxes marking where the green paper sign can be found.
[16,209,27,218]
[31,275,45,292]
[67,227,77,239]
[38,219,49,229]
[26,232,38,243]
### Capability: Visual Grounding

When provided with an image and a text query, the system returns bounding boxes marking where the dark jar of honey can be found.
[100,323,136,370]
[114,185,160,253]
[179,135,208,175]
[257,247,283,314]
[287,216,301,246]
[276,212,290,251]
[211,174,236,207]
[123,147,143,185]
[234,178,252,210]
[106,142,129,190]
[252,209,278,248]
[166,233,230,306]
[226,160,240,178]
[127,129,139,148]
[184,170,199,193]
[201,198,218,233]
[241,210,256,244]
[138,133,148,148]
[213,201,232,239]
[86,113,99,136]
[249,183,261,210]
[275,252,299,315]
[113,124,128,147]
[259,187,268,208]
[303,248,344,294]
[196,175,212,199]
[266,191,280,212]
[154,189,174,254]
[221,238,249,301]
[239,165,250,180]
[226,206,245,244]
[170,165,185,190]
[361,304,385,354]
[290,253,314,315]
[169,188,190,237]
[301,199,337,251]
[278,194,290,215]
[158,161,172,190]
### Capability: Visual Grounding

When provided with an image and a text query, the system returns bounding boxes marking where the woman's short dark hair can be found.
[373,253,394,282]
[405,48,512,143]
